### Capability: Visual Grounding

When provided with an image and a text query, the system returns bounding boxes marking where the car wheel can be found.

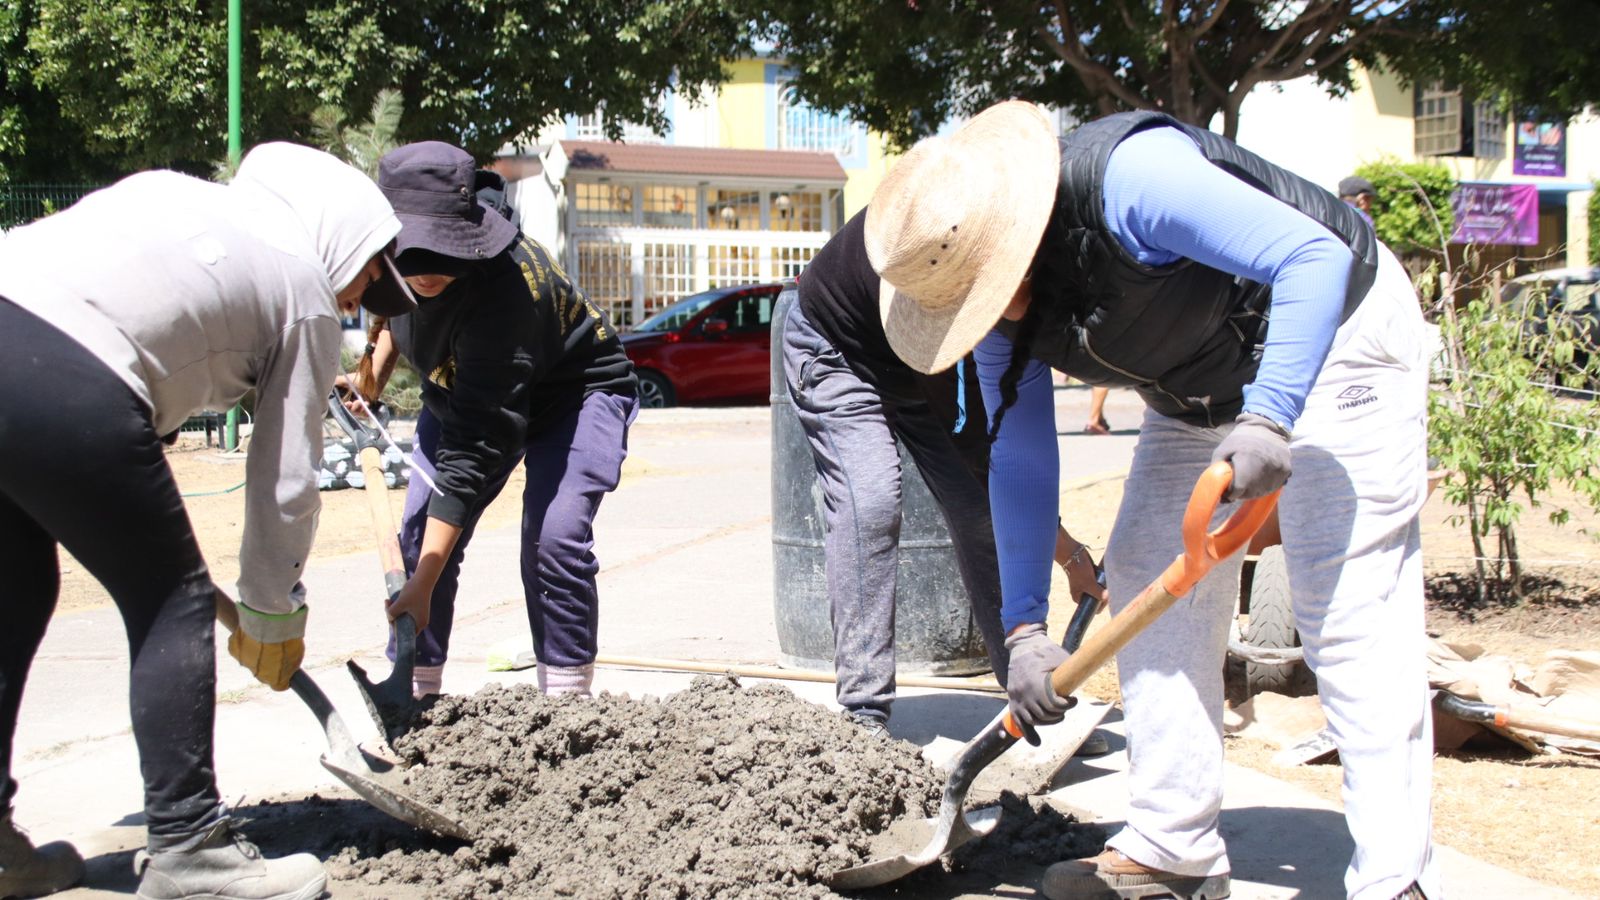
[637,370,675,409]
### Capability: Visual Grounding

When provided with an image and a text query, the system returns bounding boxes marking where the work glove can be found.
[226,602,307,692]
[1004,623,1073,746]
[1211,413,1292,501]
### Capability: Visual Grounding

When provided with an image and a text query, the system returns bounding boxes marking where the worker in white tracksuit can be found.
[863,101,1437,900]
[0,143,414,900]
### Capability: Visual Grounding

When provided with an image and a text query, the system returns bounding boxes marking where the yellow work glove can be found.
[226,602,308,691]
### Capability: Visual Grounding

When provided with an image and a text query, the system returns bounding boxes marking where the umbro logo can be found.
[1337,385,1378,410]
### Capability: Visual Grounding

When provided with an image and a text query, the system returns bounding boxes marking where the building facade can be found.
[1227,67,1597,274]
[496,57,896,330]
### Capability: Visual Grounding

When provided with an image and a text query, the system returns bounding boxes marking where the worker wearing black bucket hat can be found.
[0,142,409,900]
[351,141,636,700]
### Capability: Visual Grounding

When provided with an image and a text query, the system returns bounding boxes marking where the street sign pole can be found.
[224,0,243,450]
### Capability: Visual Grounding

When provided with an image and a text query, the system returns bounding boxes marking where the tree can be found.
[1378,0,1600,124]
[310,88,405,180]
[1429,292,1600,603]
[755,2,1600,148]
[1589,184,1600,270]
[6,0,754,179]
[1351,157,1455,294]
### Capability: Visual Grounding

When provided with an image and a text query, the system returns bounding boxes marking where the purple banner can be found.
[1451,182,1539,246]
[1514,122,1566,177]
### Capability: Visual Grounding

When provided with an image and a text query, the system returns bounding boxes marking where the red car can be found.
[620,282,784,407]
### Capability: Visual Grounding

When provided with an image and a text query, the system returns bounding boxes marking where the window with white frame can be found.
[1473,100,1507,160]
[574,182,635,228]
[642,185,697,229]
[573,102,668,144]
[1414,85,1507,160]
[776,82,859,158]
[1415,85,1464,157]
[706,190,761,231]
[768,190,823,232]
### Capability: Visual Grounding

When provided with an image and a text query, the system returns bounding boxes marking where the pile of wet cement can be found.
[331,676,944,898]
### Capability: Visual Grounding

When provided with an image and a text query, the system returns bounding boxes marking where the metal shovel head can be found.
[319,746,471,840]
[828,802,1001,890]
[349,612,419,747]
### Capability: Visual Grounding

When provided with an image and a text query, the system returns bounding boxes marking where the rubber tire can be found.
[1242,546,1316,698]
[636,370,676,409]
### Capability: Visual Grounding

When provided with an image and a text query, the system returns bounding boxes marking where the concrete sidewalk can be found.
[15,389,1579,898]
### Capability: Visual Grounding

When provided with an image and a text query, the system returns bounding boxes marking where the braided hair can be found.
[353,315,389,404]
[985,287,1046,444]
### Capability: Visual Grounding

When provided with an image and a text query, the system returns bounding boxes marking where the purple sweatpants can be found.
[393,391,637,668]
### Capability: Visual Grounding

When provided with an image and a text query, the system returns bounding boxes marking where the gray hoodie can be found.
[0,143,400,627]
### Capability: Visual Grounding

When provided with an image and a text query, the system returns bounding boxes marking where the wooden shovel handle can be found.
[1003,462,1280,739]
[358,445,408,600]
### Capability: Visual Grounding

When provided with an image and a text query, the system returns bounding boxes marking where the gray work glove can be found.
[1212,413,1292,501]
[1004,623,1073,745]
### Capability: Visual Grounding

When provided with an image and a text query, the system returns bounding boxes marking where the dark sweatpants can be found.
[0,298,226,849]
[393,391,636,669]
[782,301,1008,721]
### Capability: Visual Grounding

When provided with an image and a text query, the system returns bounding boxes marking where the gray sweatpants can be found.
[1102,246,1440,900]
[782,302,1008,719]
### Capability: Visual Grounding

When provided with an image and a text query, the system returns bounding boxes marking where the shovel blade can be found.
[827,805,1001,890]
[348,612,420,746]
[319,750,471,840]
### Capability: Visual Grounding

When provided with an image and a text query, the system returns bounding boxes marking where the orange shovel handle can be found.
[1001,462,1280,740]
[1165,461,1281,597]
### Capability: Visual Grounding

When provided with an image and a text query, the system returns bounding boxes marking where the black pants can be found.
[0,298,225,848]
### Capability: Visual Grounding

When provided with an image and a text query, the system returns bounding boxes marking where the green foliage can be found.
[1428,292,1600,601]
[1354,158,1457,259]
[754,1,1600,147]
[1378,0,1600,125]
[6,0,753,179]
[1589,184,1600,268]
[311,88,404,179]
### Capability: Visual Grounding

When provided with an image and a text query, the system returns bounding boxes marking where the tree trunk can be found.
[1467,490,1488,607]
[1502,523,1523,601]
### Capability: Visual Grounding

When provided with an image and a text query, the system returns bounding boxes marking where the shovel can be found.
[214,594,469,839]
[829,461,1279,890]
[326,391,422,747]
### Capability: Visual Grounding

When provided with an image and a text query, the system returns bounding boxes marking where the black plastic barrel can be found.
[769,284,990,676]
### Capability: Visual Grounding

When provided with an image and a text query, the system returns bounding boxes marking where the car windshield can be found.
[632,290,731,333]
[1505,280,1600,318]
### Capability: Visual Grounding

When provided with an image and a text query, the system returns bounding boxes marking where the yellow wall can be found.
[715,60,769,150]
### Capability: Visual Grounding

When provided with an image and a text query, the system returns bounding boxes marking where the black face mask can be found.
[395,248,476,279]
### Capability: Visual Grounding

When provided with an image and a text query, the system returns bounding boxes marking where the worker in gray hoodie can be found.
[0,142,413,900]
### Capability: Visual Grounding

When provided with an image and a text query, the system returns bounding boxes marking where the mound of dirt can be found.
[334,676,943,899]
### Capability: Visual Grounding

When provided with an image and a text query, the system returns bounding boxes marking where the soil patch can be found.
[339,677,945,898]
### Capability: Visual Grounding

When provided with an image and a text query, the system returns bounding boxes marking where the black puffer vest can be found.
[1008,111,1378,426]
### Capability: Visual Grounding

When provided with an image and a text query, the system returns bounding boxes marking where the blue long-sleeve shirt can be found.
[981,125,1354,630]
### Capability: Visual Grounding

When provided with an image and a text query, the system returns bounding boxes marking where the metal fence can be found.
[0,183,99,230]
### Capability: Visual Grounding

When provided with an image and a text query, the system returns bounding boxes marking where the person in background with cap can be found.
[0,142,412,900]
[866,101,1435,900]
[349,141,637,699]
[780,213,1106,738]
[1339,175,1377,224]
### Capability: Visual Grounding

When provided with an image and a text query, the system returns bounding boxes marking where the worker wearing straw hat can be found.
[865,101,1436,900]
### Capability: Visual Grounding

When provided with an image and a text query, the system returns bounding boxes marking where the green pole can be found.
[224,0,243,450]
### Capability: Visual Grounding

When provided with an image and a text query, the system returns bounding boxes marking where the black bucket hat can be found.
[378,141,519,262]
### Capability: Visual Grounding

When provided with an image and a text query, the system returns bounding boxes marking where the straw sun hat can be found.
[864,100,1060,374]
